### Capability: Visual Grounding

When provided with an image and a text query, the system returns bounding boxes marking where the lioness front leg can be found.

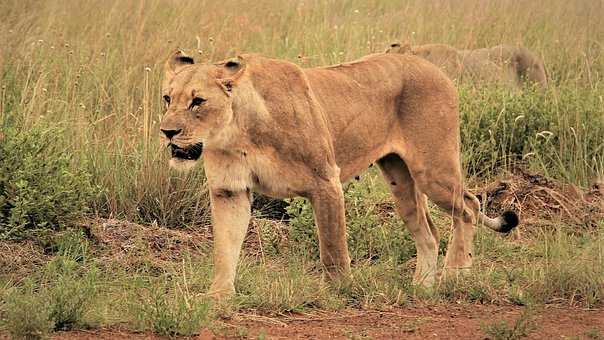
[207,188,251,299]
[310,178,351,279]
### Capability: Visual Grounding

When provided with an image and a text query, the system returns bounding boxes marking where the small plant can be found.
[337,261,408,308]
[256,330,268,340]
[49,229,91,262]
[235,260,342,313]
[584,328,603,339]
[45,261,99,330]
[438,268,502,304]
[1,254,100,337]
[130,276,211,336]
[3,281,54,340]
[523,228,604,307]
[481,307,535,340]
[344,329,372,340]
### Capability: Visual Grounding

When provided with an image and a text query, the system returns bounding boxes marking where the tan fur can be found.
[160,50,517,298]
[386,43,547,89]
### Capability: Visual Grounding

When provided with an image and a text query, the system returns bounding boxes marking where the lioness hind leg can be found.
[377,154,438,287]
[310,178,351,280]
[414,171,476,274]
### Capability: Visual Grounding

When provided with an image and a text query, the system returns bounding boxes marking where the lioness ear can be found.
[216,56,246,96]
[164,50,194,81]
[386,42,412,54]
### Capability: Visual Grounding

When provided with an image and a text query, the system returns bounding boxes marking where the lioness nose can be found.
[161,128,182,139]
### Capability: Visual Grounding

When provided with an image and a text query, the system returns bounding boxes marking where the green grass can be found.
[235,259,343,313]
[481,307,535,340]
[2,261,99,338]
[459,85,604,184]
[128,275,212,336]
[3,281,54,340]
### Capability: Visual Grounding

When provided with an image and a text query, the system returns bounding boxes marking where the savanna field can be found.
[0,0,603,339]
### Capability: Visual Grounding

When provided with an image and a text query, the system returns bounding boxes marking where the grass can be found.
[0,0,603,337]
[481,307,535,340]
[1,208,601,337]
[3,281,54,340]
[128,275,212,336]
[235,259,343,313]
[2,263,99,338]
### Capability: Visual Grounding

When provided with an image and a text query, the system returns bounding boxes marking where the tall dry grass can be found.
[0,0,602,225]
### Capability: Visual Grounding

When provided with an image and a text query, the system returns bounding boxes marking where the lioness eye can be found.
[189,97,206,109]
[163,95,171,106]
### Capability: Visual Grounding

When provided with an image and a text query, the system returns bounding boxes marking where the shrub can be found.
[0,125,99,240]
[2,255,99,337]
[285,196,318,257]
[3,280,54,340]
[43,257,99,330]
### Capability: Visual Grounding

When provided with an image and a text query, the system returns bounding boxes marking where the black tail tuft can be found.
[499,211,519,233]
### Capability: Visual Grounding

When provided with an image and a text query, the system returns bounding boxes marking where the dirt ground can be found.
[43,304,603,339]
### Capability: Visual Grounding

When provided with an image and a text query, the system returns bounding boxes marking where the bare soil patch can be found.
[37,305,604,339]
[219,305,603,339]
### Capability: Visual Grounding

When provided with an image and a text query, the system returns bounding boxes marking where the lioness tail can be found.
[477,211,519,233]
[464,191,519,233]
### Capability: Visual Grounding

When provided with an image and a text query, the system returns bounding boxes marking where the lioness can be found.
[160,50,519,298]
[387,43,547,89]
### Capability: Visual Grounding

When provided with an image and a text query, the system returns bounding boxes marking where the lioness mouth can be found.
[170,142,203,160]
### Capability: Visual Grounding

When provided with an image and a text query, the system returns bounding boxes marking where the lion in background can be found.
[160,50,518,298]
[387,43,547,89]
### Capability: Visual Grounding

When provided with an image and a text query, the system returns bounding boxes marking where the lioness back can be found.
[237,52,458,182]
[302,53,459,180]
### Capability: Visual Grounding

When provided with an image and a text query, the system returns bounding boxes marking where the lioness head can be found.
[160,50,246,170]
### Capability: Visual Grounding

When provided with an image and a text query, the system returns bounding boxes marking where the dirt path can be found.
[43,304,603,339]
